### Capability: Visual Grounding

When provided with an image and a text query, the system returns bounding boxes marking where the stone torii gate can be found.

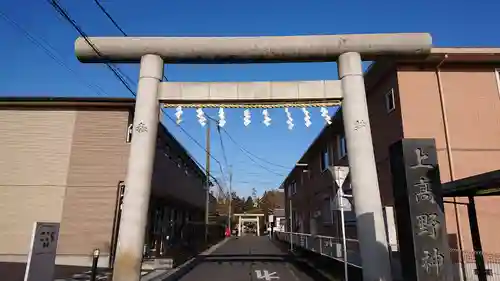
[233,213,264,236]
[74,33,432,281]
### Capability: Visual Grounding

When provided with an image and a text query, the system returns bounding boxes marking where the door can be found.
[109,181,125,268]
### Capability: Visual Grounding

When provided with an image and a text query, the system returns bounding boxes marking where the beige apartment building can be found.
[281,48,500,267]
[0,97,214,280]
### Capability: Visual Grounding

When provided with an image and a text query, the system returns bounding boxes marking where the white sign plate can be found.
[333,166,349,188]
[332,185,353,211]
[24,222,60,281]
[332,196,352,211]
[268,214,274,223]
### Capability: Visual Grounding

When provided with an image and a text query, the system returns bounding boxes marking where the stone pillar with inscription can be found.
[389,138,453,281]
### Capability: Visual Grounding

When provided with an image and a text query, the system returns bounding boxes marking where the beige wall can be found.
[0,109,76,256]
[398,65,500,254]
[0,105,209,264]
[58,109,131,256]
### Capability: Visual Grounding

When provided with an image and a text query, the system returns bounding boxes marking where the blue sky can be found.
[1,0,499,197]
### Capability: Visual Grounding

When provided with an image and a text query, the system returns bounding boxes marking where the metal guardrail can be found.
[273,231,362,268]
[274,231,500,281]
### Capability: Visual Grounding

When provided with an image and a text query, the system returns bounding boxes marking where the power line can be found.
[204,116,290,171]
[50,0,223,168]
[0,9,108,97]
[83,0,227,189]
[9,7,220,189]
[89,0,273,183]
[48,0,136,96]
[162,113,226,179]
[216,126,230,169]
[221,127,291,170]
[2,3,228,197]
[76,0,279,192]
[92,0,127,36]
[215,124,230,183]
[205,116,286,177]
[214,124,232,200]
[232,180,281,185]
[92,0,170,83]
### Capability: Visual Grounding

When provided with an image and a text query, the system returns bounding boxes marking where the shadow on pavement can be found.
[160,246,334,281]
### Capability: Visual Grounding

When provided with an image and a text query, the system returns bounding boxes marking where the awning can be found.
[442,169,500,197]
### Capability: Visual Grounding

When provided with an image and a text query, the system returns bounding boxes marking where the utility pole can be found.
[205,121,210,243]
[227,166,233,231]
[289,199,293,251]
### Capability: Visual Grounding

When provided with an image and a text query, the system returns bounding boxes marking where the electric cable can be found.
[77,0,227,186]
[49,0,136,96]
[0,9,108,97]
[92,0,170,84]
[205,116,286,177]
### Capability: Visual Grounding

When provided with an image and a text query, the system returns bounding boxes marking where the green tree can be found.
[258,190,283,216]
[243,196,254,212]
[231,192,245,214]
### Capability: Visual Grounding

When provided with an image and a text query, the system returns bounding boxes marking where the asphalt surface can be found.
[170,236,332,281]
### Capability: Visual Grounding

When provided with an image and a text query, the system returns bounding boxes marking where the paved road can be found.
[170,236,332,281]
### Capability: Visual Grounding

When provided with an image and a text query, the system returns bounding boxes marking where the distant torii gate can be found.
[233,213,264,236]
[74,32,432,281]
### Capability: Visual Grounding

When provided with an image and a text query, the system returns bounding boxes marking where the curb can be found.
[141,238,231,281]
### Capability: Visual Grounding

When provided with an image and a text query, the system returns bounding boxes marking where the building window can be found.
[320,146,330,172]
[287,181,297,196]
[322,196,333,224]
[337,135,347,159]
[385,88,396,113]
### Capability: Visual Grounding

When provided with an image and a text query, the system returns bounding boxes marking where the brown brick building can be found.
[0,97,214,280]
[281,48,500,262]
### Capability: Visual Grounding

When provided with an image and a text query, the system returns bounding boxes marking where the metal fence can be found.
[274,231,500,281]
[274,231,362,268]
[450,248,500,281]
